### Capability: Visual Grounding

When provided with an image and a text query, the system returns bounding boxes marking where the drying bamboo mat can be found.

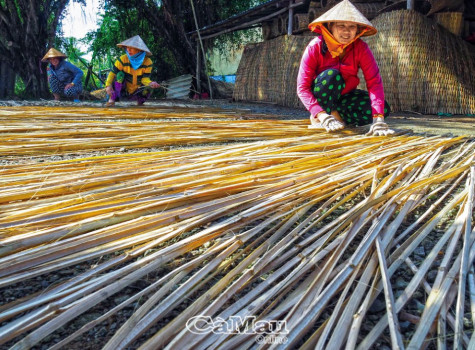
[0,105,474,349]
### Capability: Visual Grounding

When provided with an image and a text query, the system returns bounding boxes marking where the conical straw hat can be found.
[117,35,152,56]
[41,48,67,62]
[308,0,377,36]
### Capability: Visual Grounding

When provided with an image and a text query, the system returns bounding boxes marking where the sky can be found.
[62,0,103,60]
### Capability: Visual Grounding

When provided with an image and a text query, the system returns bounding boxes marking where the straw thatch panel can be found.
[353,2,386,20]
[433,12,464,36]
[308,7,326,23]
[277,14,289,35]
[293,13,310,33]
[427,0,465,15]
[234,35,313,108]
[262,22,273,40]
[362,10,475,114]
[378,0,432,15]
[262,19,281,41]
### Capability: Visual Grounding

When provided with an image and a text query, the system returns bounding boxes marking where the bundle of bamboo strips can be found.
[0,106,311,157]
[0,107,474,349]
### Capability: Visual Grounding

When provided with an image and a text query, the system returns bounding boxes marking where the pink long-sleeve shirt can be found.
[296,36,385,117]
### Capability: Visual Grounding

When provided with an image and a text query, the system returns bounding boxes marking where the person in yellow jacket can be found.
[105,35,160,106]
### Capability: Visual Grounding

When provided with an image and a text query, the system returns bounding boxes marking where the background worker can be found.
[297,0,393,136]
[105,35,160,106]
[42,48,83,102]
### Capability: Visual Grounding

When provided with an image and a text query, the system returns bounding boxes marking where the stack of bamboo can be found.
[234,36,313,108]
[363,10,475,114]
[433,12,464,36]
[0,106,474,349]
[0,106,306,157]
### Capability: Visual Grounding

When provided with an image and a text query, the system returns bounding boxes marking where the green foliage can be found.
[83,0,269,85]
[84,1,180,84]
[14,75,26,96]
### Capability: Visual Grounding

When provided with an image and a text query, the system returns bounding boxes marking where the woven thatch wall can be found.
[362,10,475,114]
[235,10,475,114]
[233,35,313,108]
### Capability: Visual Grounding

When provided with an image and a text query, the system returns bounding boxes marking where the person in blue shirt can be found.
[42,48,83,102]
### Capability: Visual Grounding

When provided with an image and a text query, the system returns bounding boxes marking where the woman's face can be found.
[126,47,140,55]
[49,57,60,67]
[330,21,358,44]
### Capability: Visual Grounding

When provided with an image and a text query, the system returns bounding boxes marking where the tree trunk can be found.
[0,59,15,99]
[0,0,69,98]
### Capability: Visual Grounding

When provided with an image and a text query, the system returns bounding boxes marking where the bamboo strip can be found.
[454,166,475,348]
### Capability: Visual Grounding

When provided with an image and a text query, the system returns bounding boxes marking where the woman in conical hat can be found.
[297,0,393,136]
[105,35,160,107]
[42,48,83,102]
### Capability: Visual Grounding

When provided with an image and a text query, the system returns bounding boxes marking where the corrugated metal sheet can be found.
[165,74,193,99]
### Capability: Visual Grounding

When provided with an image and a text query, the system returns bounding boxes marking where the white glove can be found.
[366,117,395,136]
[318,113,345,132]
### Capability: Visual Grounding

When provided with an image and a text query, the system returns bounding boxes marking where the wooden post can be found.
[288,0,294,35]
[196,41,201,94]
[190,0,213,99]
[407,0,414,10]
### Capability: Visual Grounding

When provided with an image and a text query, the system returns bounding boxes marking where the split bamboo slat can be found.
[0,106,474,349]
[0,106,303,157]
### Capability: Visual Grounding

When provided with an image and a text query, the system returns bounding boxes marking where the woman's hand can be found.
[366,117,395,136]
[318,112,345,132]
[64,83,75,90]
[149,81,160,89]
